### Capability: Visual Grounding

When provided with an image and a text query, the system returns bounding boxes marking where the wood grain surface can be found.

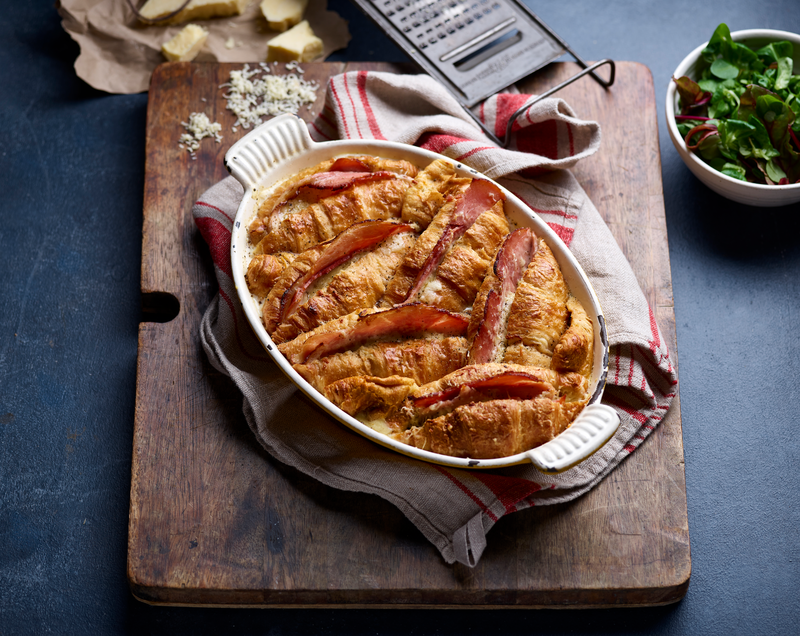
[128,61,689,607]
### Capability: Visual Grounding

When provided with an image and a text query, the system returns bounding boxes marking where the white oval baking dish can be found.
[225,113,619,472]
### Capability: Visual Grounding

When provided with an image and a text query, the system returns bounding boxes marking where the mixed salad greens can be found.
[673,23,800,185]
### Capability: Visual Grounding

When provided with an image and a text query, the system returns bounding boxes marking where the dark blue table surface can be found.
[2,1,799,634]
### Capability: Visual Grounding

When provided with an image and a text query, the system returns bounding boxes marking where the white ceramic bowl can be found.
[666,28,800,207]
[225,114,619,472]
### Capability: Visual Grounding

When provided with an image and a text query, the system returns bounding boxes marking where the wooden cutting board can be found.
[128,61,689,607]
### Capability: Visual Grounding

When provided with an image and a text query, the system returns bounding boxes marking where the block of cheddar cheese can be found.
[139,0,251,25]
[260,0,308,32]
[161,24,209,61]
[266,20,323,63]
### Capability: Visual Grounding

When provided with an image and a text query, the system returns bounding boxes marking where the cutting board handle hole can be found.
[141,291,180,324]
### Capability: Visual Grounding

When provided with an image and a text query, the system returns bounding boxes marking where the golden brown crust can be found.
[418,202,509,310]
[271,232,416,343]
[254,178,412,255]
[293,336,469,392]
[245,252,295,299]
[325,375,418,419]
[501,342,554,369]
[246,155,596,460]
[504,240,569,358]
[397,397,573,459]
[248,159,338,245]
[380,194,462,306]
[401,158,471,228]
[387,363,589,433]
[249,156,419,245]
[552,296,594,377]
[261,247,322,333]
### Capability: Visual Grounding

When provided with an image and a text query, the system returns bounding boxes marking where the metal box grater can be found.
[351,0,614,144]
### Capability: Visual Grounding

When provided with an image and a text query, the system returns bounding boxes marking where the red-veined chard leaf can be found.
[737,84,779,122]
[756,93,795,151]
[673,76,711,114]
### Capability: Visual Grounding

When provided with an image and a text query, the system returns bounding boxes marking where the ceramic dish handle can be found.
[526,403,620,473]
[224,114,314,191]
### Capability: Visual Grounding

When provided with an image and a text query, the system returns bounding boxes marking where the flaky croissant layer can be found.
[245,154,594,459]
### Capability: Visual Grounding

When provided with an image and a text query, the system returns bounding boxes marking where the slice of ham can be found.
[329,157,372,172]
[279,220,414,324]
[299,156,412,196]
[400,179,504,303]
[300,170,401,194]
[411,370,553,411]
[295,304,469,364]
[468,228,536,364]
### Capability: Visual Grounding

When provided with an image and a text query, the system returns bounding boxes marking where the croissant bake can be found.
[245,155,595,459]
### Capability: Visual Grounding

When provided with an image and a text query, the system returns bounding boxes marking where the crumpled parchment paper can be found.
[57,0,351,94]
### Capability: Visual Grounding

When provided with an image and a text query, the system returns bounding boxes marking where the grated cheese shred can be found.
[220,63,318,132]
[177,63,318,157]
[178,112,223,159]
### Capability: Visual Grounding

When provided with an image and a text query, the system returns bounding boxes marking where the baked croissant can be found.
[246,154,595,459]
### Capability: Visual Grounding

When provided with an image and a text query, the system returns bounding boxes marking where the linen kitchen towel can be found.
[194,71,677,567]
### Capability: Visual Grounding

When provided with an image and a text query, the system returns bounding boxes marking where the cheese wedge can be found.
[266,20,323,63]
[161,24,209,61]
[260,0,308,32]
[139,0,251,25]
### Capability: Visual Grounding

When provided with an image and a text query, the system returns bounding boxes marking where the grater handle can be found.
[500,58,616,147]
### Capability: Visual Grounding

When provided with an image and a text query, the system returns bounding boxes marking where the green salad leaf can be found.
[674,23,800,185]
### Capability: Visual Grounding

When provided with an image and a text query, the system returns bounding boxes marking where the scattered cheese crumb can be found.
[178,112,223,159]
[285,60,304,73]
[225,36,237,49]
[220,63,318,131]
